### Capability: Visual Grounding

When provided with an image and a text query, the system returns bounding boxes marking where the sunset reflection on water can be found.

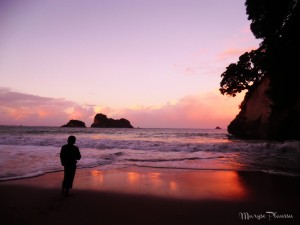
[78,168,247,200]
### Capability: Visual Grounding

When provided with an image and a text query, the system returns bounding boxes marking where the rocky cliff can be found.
[228,76,300,139]
[91,113,133,128]
[61,120,86,128]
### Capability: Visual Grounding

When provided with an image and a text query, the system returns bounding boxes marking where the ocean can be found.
[0,126,299,181]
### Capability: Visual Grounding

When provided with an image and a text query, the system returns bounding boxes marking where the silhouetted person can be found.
[60,135,81,196]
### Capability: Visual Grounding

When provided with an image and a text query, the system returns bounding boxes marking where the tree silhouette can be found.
[219,48,266,97]
[220,0,300,106]
[246,0,291,43]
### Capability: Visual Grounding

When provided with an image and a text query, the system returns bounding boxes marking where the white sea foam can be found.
[0,127,299,180]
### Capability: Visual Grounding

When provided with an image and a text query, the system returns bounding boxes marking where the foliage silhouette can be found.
[220,0,300,107]
[220,47,266,97]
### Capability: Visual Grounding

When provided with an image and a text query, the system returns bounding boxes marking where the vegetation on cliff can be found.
[220,0,300,139]
[220,0,300,108]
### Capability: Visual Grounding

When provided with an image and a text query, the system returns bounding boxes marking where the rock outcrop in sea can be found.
[61,120,86,128]
[228,76,300,139]
[91,113,133,128]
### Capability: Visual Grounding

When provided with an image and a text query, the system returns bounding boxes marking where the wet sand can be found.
[1,167,299,225]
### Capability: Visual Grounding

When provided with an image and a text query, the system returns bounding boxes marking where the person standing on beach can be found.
[60,135,81,196]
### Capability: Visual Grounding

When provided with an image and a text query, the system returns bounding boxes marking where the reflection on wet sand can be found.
[78,167,247,200]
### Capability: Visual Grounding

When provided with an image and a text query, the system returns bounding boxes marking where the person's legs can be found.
[68,166,76,189]
[64,165,76,195]
[61,167,67,195]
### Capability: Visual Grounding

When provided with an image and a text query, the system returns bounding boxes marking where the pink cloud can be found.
[172,48,215,77]
[184,67,196,76]
[0,87,94,126]
[114,91,245,128]
[217,47,257,60]
[0,88,244,128]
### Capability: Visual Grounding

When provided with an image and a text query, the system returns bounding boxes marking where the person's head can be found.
[68,135,76,145]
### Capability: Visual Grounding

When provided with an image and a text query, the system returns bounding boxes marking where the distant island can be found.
[91,113,133,128]
[61,120,86,128]
[61,114,134,128]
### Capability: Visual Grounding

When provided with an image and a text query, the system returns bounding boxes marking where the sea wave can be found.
[0,127,299,180]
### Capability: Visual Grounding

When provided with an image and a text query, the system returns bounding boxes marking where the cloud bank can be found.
[116,91,244,128]
[0,87,93,126]
[0,87,244,128]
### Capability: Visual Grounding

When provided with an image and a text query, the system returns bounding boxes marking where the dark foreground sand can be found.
[1,167,299,225]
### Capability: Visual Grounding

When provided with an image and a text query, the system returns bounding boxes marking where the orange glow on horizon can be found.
[0,87,246,127]
[37,109,48,118]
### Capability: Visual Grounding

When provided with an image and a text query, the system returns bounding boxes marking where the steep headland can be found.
[222,0,300,140]
[228,76,300,139]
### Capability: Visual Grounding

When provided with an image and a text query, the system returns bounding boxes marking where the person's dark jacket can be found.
[60,144,81,166]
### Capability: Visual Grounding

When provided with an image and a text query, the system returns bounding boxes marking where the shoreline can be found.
[1,166,299,225]
[2,164,299,183]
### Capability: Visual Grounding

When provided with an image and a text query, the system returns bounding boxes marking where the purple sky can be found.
[0,0,259,127]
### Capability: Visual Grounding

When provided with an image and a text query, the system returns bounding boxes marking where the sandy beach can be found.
[1,167,299,225]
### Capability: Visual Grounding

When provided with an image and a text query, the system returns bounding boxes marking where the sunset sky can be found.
[0,0,260,128]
